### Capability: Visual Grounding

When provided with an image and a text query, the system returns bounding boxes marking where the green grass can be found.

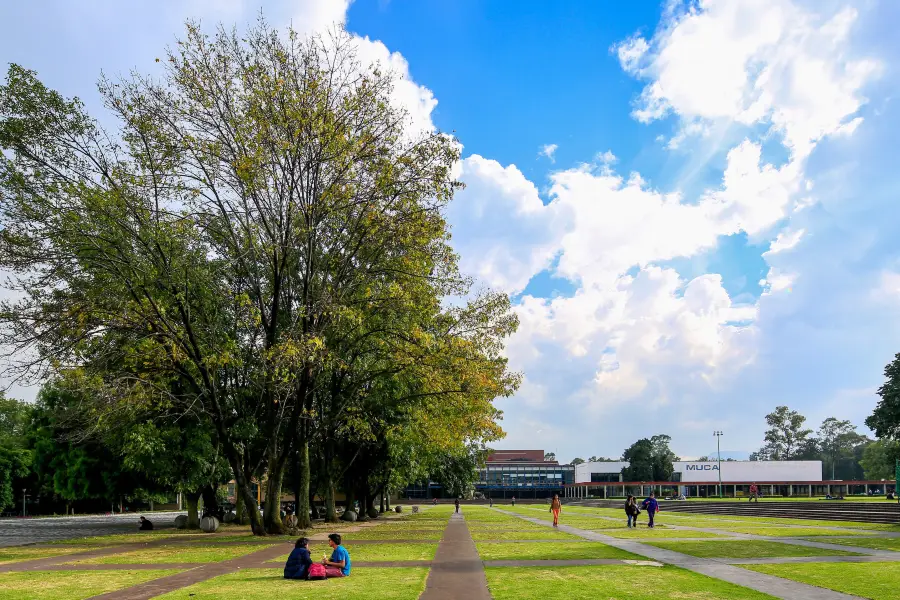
[0,569,182,600]
[469,529,582,541]
[0,546,83,564]
[68,543,275,564]
[273,543,438,563]
[600,527,725,539]
[342,528,444,540]
[744,562,900,599]
[713,526,873,537]
[646,539,862,558]
[476,541,643,561]
[485,565,776,599]
[808,536,900,551]
[48,532,187,545]
[156,567,429,599]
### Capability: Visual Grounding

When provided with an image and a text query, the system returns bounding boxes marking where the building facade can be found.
[475,450,575,498]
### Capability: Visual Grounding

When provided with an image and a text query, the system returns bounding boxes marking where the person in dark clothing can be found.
[138,516,153,530]
[624,495,639,528]
[454,498,460,513]
[642,492,659,528]
[284,537,313,580]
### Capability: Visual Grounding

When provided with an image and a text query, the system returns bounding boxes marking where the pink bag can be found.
[308,563,326,580]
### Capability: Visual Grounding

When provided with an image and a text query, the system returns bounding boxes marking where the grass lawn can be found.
[714,526,873,537]
[156,567,429,599]
[0,569,182,600]
[601,527,724,539]
[555,518,623,530]
[48,532,187,545]
[273,543,438,563]
[646,540,862,558]
[476,541,643,561]
[744,562,900,599]
[0,546,83,564]
[808,536,900,551]
[68,543,275,564]
[485,565,776,599]
[342,529,443,541]
[469,529,582,541]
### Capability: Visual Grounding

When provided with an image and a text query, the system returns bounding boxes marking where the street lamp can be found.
[713,432,723,498]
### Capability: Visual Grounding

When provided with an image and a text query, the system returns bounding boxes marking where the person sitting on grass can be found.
[284,537,313,580]
[138,516,153,530]
[322,533,352,578]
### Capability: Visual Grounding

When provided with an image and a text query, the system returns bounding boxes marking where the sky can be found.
[2,0,900,461]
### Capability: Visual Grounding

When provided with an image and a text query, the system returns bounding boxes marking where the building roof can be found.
[486,450,549,463]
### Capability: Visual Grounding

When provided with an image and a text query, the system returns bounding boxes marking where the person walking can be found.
[642,492,659,528]
[624,495,639,528]
[550,493,562,527]
[511,496,516,506]
[489,497,493,507]
[749,483,759,503]
[454,498,460,514]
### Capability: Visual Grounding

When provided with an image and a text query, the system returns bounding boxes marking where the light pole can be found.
[713,432,723,498]
[22,489,27,517]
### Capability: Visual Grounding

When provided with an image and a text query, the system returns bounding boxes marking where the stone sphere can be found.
[222,511,237,524]
[200,516,220,533]
[341,510,357,522]
[394,505,403,513]
[367,506,379,519]
[173,515,188,529]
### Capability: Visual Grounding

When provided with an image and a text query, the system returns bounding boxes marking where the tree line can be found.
[0,21,520,533]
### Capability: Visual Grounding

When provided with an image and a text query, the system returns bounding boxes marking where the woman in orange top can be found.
[550,493,562,527]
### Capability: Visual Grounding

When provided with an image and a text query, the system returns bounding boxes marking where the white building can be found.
[575,460,822,484]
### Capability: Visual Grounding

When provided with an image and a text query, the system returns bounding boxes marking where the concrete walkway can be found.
[420,513,491,600]
[494,508,864,600]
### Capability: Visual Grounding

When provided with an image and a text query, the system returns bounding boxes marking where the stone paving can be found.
[0,512,186,547]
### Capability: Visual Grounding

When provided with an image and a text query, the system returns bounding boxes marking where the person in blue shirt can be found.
[323,533,351,577]
[284,537,313,580]
[642,492,660,528]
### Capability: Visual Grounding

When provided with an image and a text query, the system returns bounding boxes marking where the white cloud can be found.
[765,228,805,255]
[623,0,881,158]
[539,143,559,162]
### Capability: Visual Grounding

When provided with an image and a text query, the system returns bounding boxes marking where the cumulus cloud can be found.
[621,0,881,158]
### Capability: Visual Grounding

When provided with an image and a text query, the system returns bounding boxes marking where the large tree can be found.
[859,440,900,480]
[757,406,815,460]
[0,394,32,513]
[818,418,867,480]
[866,353,900,440]
[621,439,654,481]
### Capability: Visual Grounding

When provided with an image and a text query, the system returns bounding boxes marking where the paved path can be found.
[0,513,185,547]
[494,508,863,600]
[420,513,491,600]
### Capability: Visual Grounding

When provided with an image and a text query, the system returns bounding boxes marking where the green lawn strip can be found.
[601,528,725,539]
[67,543,273,564]
[0,569,183,600]
[555,518,624,530]
[156,567,429,599]
[485,565,776,599]
[807,536,900,551]
[48,532,189,545]
[0,546,85,564]
[342,529,443,541]
[470,529,582,541]
[713,526,874,537]
[744,562,900,600]
[646,539,863,558]
[273,543,438,563]
[476,541,643,561]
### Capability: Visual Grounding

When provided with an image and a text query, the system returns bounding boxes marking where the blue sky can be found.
[2,0,900,461]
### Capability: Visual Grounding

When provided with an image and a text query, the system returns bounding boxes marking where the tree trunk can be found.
[235,491,247,525]
[324,473,337,522]
[185,492,201,529]
[263,458,286,534]
[379,490,385,514]
[357,486,369,522]
[236,477,264,535]
[296,439,312,529]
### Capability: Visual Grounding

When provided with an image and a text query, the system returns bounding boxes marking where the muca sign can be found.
[685,464,719,471]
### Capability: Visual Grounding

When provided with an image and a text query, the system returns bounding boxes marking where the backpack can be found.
[308,563,326,580]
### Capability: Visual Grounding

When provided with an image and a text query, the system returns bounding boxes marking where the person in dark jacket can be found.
[642,492,659,528]
[284,537,313,580]
[624,495,639,528]
[138,516,153,530]
[454,498,460,513]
